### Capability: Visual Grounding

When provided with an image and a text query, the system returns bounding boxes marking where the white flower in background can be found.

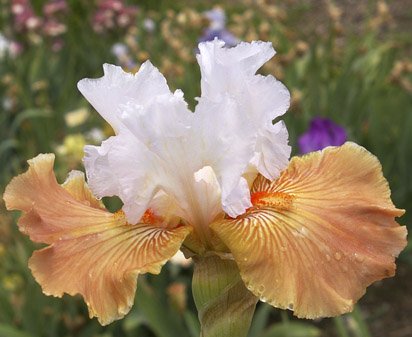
[143,18,156,32]
[111,42,129,59]
[111,42,136,69]
[2,97,14,111]
[86,128,105,144]
[0,33,10,58]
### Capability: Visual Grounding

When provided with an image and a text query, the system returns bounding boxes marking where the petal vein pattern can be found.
[3,154,191,325]
[211,142,407,318]
[80,39,291,231]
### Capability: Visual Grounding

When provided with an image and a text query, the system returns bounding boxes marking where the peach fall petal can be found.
[3,154,191,325]
[211,142,407,319]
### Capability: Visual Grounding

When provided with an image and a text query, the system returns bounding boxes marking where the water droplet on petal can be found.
[334,252,342,261]
[326,254,331,261]
[354,253,364,262]
[288,303,294,310]
[258,285,265,293]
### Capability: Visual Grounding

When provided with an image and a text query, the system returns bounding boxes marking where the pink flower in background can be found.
[43,20,67,37]
[92,0,138,33]
[42,0,68,38]
[10,0,68,50]
[12,0,43,32]
[43,0,68,17]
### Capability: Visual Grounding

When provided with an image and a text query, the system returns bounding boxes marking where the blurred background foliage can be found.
[0,0,411,336]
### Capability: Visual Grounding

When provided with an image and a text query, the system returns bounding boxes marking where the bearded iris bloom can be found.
[4,40,407,331]
[298,117,347,154]
[198,8,239,47]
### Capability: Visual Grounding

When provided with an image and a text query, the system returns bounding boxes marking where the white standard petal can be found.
[83,80,223,234]
[193,96,255,217]
[81,41,292,238]
[250,121,291,180]
[197,40,275,96]
[83,137,122,198]
[77,61,171,133]
[194,39,291,215]
[193,166,222,227]
[222,177,252,218]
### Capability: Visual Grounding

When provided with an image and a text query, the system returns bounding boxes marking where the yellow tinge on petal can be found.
[3,154,191,325]
[211,142,407,319]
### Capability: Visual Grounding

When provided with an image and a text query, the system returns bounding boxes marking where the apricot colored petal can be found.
[4,154,113,243]
[29,221,189,325]
[211,142,407,319]
[3,154,191,325]
[62,170,105,210]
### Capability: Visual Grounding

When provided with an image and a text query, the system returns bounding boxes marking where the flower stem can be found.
[192,255,258,337]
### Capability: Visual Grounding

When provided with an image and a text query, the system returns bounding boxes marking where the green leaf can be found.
[10,109,51,134]
[192,255,258,337]
[184,311,201,337]
[135,278,187,337]
[248,303,272,337]
[122,313,146,332]
[0,324,33,337]
[349,306,372,337]
[260,322,321,337]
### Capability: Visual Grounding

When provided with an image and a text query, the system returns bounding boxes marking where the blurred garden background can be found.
[1,0,412,336]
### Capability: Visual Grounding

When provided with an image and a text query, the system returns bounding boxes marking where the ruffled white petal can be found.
[83,138,122,198]
[222,177,252,218]
[79,39,291,232]
[193,166,222,227]
[84,86,220,228]
[192,96,255,217]
[77,61,170,133]
[195,39,291,213]
[197,40,275,93]
[250,121,291,180]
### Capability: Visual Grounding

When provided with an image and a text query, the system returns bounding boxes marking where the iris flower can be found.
[298,117,347,154]
[198,8,239,47]
[4,40,407,326]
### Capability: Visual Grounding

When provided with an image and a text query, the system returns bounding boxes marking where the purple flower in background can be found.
[198,28,239,47]
[298,117,347,154]
[111,42,136,69]
[198,8,238,47]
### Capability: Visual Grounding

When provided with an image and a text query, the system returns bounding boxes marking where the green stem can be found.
[192,255,258,337]
[333,317,350,337]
